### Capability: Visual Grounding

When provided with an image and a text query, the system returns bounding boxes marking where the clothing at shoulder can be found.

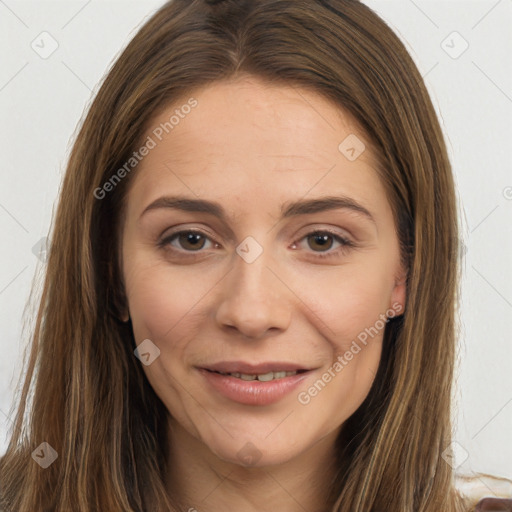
[474,497,512,511]
[455,473,512,511]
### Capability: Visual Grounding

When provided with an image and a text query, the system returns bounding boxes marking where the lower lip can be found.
[198,369,312,406]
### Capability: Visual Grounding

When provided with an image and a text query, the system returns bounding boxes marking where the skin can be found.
[120,75,407,512]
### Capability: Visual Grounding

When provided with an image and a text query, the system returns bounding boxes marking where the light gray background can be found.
[1,0,511,480]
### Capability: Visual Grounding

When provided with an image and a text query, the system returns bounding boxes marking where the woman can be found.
[0,0,510,510]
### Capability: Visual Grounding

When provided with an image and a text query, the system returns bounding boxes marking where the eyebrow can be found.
[140,195,375,224]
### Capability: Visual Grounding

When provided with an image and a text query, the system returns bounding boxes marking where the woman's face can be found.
[120,76,406,467]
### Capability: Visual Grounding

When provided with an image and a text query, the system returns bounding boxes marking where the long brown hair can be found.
[0,0,471,510]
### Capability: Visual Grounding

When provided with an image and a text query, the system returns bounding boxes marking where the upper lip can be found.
[199,361,313,374]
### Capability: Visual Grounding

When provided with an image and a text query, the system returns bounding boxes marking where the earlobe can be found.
[111,304,130,323]
[390,272,407,316]
[112,287,130,322]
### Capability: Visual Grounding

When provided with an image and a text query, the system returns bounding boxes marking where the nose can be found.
[214,245,292,340]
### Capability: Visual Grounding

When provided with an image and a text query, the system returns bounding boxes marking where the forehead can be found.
[124,76,387,219]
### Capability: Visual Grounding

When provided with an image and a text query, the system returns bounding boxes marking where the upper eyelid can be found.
[161,225,351,239]
[161,227,353,250]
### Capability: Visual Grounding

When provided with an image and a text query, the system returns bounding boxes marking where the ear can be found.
[389,267,407,316]
[111,298,130,323]
[115,291,130,322]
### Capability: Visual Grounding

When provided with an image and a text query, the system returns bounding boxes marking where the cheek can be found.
[125,261,211,345]
[301,263,393,351]
[124,262,210,432]
[295,270,387,426]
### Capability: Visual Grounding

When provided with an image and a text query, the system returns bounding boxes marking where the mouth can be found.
[203,368,309,382]
[197,362,316,406]
[199,360,312,374]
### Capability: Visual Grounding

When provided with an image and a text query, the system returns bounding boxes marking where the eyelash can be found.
[158,229,355,260]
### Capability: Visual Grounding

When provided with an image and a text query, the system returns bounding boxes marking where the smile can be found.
[209,369,306,381]
[198,367,313,405]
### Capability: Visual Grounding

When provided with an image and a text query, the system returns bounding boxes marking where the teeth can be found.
[217,370,299,381]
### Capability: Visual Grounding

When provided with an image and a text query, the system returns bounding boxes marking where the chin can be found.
[214,444,296,469]
[200,427,312,469]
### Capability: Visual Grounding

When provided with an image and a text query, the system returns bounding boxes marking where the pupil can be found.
[311,234,332,251]
[182,232,204,250]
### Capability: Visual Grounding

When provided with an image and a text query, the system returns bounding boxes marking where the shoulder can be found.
[455,472,512,511]
[473,497,512,510]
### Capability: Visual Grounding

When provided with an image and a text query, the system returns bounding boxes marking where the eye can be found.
[159,229,217,252]
[158,228,355,260]
[292,230,355,259]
